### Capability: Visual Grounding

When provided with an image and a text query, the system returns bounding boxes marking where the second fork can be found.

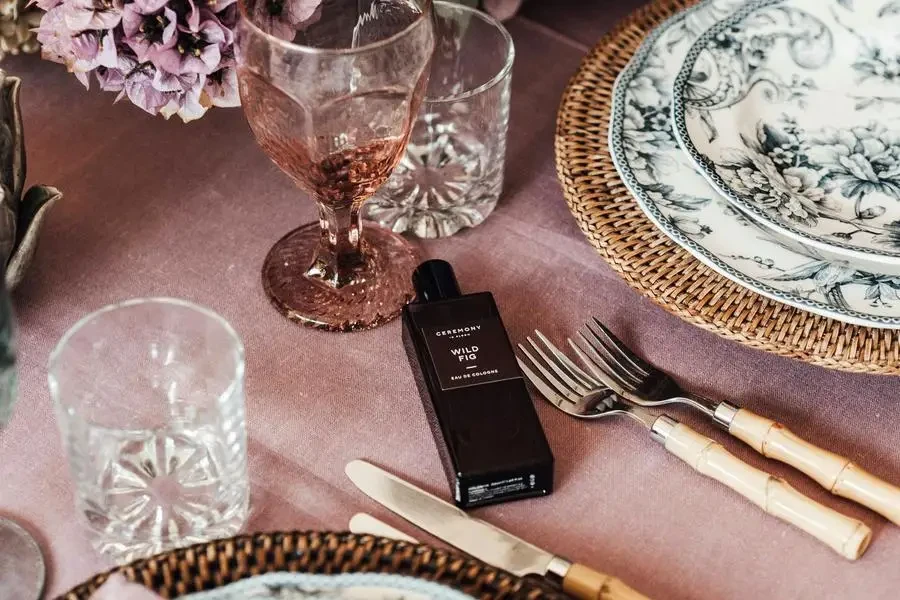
[517,338,872,561]
[573,317,900,527]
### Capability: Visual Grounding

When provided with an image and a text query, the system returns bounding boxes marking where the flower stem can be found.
[821,211,882,235]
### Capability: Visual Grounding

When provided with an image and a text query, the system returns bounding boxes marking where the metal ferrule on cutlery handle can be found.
[651,417,872,561]
[724,408,900,526]
[546,558,649,600]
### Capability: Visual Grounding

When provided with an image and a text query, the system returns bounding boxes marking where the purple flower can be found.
[157,71,208,121]
[115,57,170,114]
[182,0,200,32]
[151,12,229,75]
[129,0,168,11]
[218,42,234,68]
[151,66,198,93]
[36,6,76,65]
[63,0,124,32]
[216,2,238,30]
[207,0,236,11]
[39,19,119,90]
[122,0,178,62]
[36,0,322,120]
[95,64,126,92]
[281,0,320,25]
[252,0,320,40]
[73,31,117,88]
[204,67,238,107]
[71,30,118,70]
[32,0,64,10]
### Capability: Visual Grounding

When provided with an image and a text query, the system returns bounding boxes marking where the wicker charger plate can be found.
[554,0,900,375]
[59,531,563,600]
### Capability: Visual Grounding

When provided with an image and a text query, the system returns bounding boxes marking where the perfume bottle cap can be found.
[413,260,462,302]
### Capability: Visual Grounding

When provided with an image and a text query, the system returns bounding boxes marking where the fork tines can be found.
[586,318,651,376]
[516,332,602,408]
[566,318,658,395]
[517,320,659,406]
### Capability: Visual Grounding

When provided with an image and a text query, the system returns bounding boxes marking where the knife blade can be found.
[345,460,649,600]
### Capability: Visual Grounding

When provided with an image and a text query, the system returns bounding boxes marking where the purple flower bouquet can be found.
[36,0,321,121]
[482,0,523,20]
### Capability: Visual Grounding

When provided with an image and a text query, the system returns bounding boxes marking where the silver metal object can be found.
[544,556,573,586]
[348,514,576,584]
[0,517,45,600]
[345,460,574,581]
[348,514,575,585]
[516,339,677,444]
[519,332,883,563]
[565,318,740,429]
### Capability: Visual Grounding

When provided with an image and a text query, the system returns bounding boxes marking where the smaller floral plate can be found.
[672,0,900,275]
[610,0,900,328]
[183,572,477,600]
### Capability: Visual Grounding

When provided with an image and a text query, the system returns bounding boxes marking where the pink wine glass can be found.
[236,0,434,331]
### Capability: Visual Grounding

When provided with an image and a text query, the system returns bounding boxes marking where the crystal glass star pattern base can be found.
[48,299,248,564]
[263,222,418,331]
[366,112,502,238]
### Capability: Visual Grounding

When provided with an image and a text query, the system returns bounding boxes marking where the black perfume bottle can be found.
[402,260,554,508]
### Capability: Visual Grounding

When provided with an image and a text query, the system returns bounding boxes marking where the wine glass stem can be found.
[306,202,366,288]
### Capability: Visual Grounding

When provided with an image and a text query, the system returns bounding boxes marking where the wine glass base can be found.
[262,222,418,332]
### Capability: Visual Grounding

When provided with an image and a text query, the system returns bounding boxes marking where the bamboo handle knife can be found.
[349,512,648,600]
[345,460,651,600]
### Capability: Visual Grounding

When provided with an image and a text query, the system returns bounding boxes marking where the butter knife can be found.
[346,460,649,600]
[349,513,418,543]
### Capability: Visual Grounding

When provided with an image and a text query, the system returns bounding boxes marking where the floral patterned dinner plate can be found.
[609,0,900,328]
[181,572,476,600]
[60,531,561,600]
[671,0,900,275]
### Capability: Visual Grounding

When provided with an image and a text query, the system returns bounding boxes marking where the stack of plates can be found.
[609,0,900,328]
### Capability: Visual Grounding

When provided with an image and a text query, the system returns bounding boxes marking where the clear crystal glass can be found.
[235,0,435,332]
[365,1,514,238]
[48,298,248,564]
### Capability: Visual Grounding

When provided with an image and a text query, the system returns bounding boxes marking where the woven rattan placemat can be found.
[554,0,899,375]
[60,531,563,599]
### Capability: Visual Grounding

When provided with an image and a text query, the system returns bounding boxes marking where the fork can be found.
[516,340,871,561]
[571,317,900,527]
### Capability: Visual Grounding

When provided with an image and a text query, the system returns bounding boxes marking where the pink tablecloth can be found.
[2,2,899,598]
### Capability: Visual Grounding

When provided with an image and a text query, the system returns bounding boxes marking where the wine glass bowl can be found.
[236,0,435,331]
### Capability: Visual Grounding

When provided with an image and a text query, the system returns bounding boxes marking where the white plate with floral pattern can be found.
[182,573,477,600]
[671,0,900,275]
[609,0,900,328]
